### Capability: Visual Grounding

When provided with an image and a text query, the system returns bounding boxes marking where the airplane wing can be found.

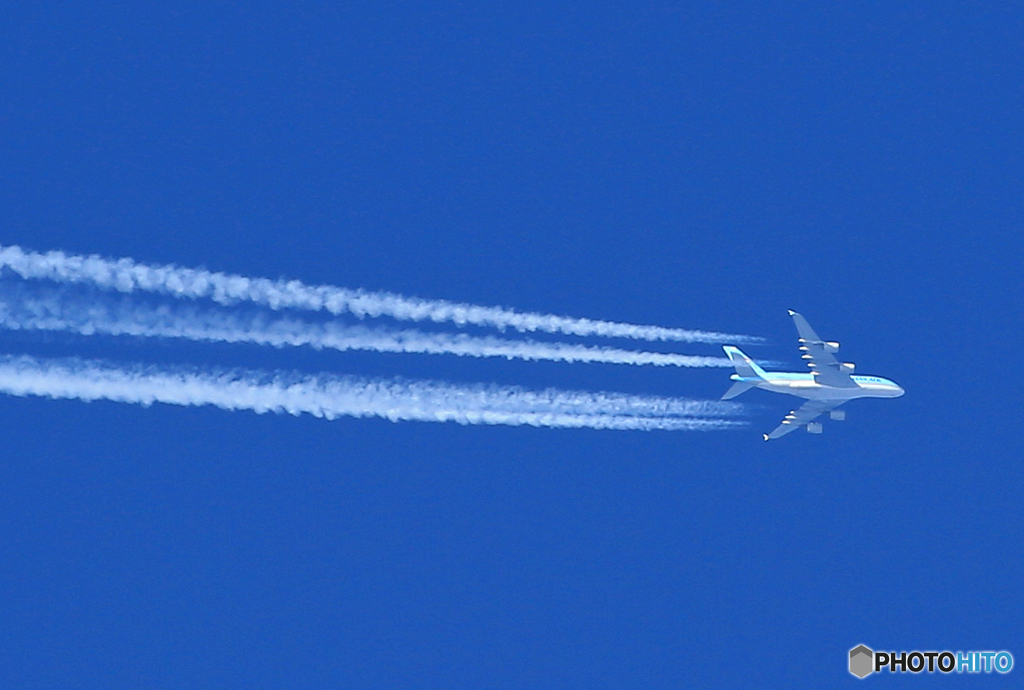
[764,399,844,440]
[788,310,858,388]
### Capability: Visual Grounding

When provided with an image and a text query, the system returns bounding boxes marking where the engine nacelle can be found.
[830,410,846,421]
[840,362,855,373]
[806,422,823,434]
[823,341,840,353]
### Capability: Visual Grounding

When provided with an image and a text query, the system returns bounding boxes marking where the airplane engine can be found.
[823,341,840,353]
[830,410,846,421]
[841,362,855,373]
[806,422,823,434]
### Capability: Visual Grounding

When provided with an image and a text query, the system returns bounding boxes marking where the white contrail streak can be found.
[0,355,746,430]
[0,291,734,368]
[0,245,760,344]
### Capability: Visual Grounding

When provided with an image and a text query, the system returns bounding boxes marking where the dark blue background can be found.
[1,3,1020,687]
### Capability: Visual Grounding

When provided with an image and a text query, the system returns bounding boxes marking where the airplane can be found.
[722,310,904,440]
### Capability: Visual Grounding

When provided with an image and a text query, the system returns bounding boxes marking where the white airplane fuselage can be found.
[731,372,905,402]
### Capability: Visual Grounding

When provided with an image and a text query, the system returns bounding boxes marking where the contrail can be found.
[0,289,734,368]
[0,245,761,344]
[0,354,746,431]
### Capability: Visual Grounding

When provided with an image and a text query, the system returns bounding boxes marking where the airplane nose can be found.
[895,385,905,397]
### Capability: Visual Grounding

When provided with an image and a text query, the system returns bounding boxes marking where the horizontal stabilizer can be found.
[721,380,756,400]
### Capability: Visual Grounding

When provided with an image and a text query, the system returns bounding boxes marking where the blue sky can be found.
[0,3,1021,687]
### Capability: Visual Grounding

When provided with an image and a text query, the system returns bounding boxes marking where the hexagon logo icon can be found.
[849,645,874,678]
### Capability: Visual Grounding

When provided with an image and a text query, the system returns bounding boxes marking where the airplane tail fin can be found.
[723,346,767,378]
[721,346,766,400]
